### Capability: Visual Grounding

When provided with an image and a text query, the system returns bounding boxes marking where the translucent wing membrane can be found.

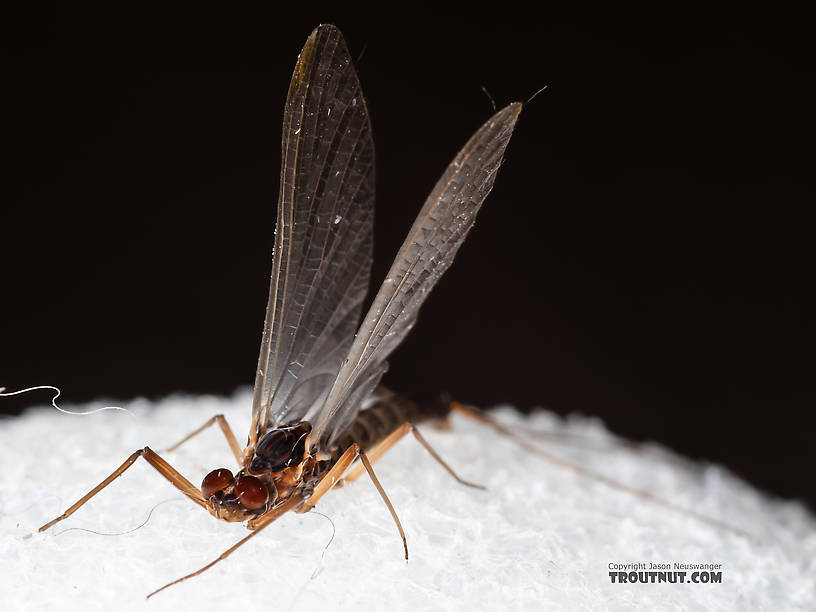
[250,25,375,445]
[311,103,523,446]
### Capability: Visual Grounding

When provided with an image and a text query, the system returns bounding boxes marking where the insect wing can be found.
[311,102,523,446]
[249,25,375,446]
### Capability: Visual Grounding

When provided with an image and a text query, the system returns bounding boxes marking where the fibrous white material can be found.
[1,390,814,611]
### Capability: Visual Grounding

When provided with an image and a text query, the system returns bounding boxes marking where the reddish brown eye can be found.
[234,475,269,510]
[201,468,234,498]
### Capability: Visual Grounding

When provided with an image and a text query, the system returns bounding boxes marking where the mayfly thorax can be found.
[37,24,523,598]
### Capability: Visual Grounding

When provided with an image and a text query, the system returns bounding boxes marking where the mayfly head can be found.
[200,421,313,522]
[200,467,275,521]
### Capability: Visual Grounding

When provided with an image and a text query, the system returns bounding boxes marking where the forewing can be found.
[249,25,375,446]
[311,102,523,446]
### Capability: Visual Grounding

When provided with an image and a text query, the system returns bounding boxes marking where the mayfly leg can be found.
[450,401,754,540]
[147,492,304,599]
[343,421,485,490]
[39,447,210,532]
[149,442,411,599]
[162,414,244,465]
[298,443,409,560]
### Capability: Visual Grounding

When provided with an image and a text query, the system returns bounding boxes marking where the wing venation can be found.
[249,25,375,445]
[311,102,523,446]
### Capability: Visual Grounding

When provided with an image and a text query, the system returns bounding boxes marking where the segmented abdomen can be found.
[330,389,450,459]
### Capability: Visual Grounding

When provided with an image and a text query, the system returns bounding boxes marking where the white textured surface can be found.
[1,390,814,611]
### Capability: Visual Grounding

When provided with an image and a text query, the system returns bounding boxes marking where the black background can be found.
[3,7,814,507]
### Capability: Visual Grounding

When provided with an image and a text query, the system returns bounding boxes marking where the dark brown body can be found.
[331,390,451,461]
[203,390,453,525]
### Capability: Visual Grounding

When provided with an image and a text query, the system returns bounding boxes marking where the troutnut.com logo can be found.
[608,562,723,584]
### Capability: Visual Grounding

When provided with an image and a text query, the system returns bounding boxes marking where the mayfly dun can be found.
[38,24,523,597]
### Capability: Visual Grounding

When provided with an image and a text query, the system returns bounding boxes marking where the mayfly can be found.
[39,24,522,597]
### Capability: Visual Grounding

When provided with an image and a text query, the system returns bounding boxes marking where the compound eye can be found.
[234,475,269,510]
[201,468,234,498]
